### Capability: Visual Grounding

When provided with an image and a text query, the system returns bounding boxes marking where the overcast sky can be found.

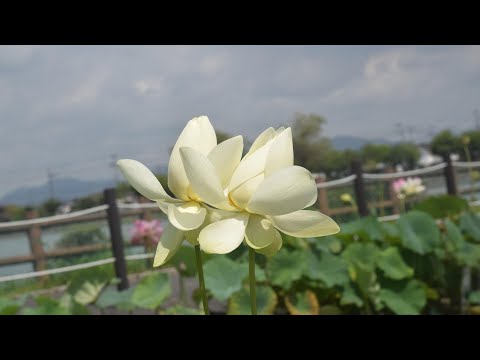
[1,45,479,196]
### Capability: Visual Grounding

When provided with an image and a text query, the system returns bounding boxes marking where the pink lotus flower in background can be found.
[393,177,425,199]
[393,178,407,195]
[131,219,164,246]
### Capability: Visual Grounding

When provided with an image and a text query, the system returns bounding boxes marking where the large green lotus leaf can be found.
[66,270,111,296]
[308,235,343,254]
[320,305,343,315]
[280,233,310,251]
[456,243,480,267]
[460,212,480,243]
[285,290,319,315]
[227,285,277,315]
[0,298,21,315]
[444,219,466,250]
[305,252,349,287]
[203,256,248,301]
[378,279,427,315]
[401,250,447,285]
[382,222,400,240]
[95,287,135,311]
[444,219,480,266]
[376,247,414,280]
[73,281,107,305]
[337,216,384,243]
[243,263,266,283]
[161,306,204,315]
[340,282,363,308]
[354,266,377,296]
[414,195,468,219]
[0,294,27,315]
[71,302,90,315]
[58,294,90,315]
[267,249,307,289]
[22,296,71,315]
[468,291,480,305]
[342,243,380,272]
[417,281,440,301]
[170,245,198,277]
[131,272,172,310]
[396,211,440,254]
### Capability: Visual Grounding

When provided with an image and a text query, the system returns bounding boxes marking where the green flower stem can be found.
[464,145,476,201]
[194,245,209,315]
[249,247,257,315]
[348,199,359,219]
[379,183,385,217]
[363,296,373,315]
[399,198,406,214]
[179,274,187,306]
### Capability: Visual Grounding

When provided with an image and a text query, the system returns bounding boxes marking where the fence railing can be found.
[0,189,162,288]
[0,156,479,287]
[313,157,478,218]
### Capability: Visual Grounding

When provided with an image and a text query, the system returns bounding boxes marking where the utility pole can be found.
[473,109,480,130]
[110,154,119,186]
[47,168,55,200]
[427,124,437,142]
[395,122,407,142]
[407,125,416,144]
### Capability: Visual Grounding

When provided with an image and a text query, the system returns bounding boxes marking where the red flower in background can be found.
[131,219,164,246]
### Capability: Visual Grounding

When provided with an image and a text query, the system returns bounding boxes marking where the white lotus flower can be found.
[393,177,426,199]
[117,116,244,266]
[402,177,426,196]
[179,127,340,257]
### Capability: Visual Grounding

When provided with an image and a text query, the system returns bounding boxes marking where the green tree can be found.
[3,205,26,221]
[430,130,461,159]
[41,198,61,216]
[387,143,421,169]
[461,130,480,160]
[290,113,333,172]
[56,224,107,248]
[216,130,233,144]
[72,194,103,211]
[116,181,137,198]
[216,130,251,156]
[156,174,174,197]
[322,149,359,177]
[360,144,391,171]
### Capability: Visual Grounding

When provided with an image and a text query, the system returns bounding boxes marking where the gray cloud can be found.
[1,45,479,196]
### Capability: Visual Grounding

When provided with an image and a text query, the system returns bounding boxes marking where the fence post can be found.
[351,160,369,217]
[387,168,400,215]
[25,209,47,276]
[104,188,129,290]
[444,155,458,196]
[138,195,154,263]
[138,196,152,221]
[315,174,330,215]
[472,269,480,292]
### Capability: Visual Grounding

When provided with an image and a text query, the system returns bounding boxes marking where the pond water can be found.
[0,214,169,277]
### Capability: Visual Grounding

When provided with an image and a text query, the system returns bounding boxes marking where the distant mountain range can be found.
[1,136,391,206]
[0,178,115,206]
[331,136,393,150]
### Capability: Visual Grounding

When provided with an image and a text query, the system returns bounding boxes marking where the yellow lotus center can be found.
[186,184,201,201]
[227,192,243,210]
